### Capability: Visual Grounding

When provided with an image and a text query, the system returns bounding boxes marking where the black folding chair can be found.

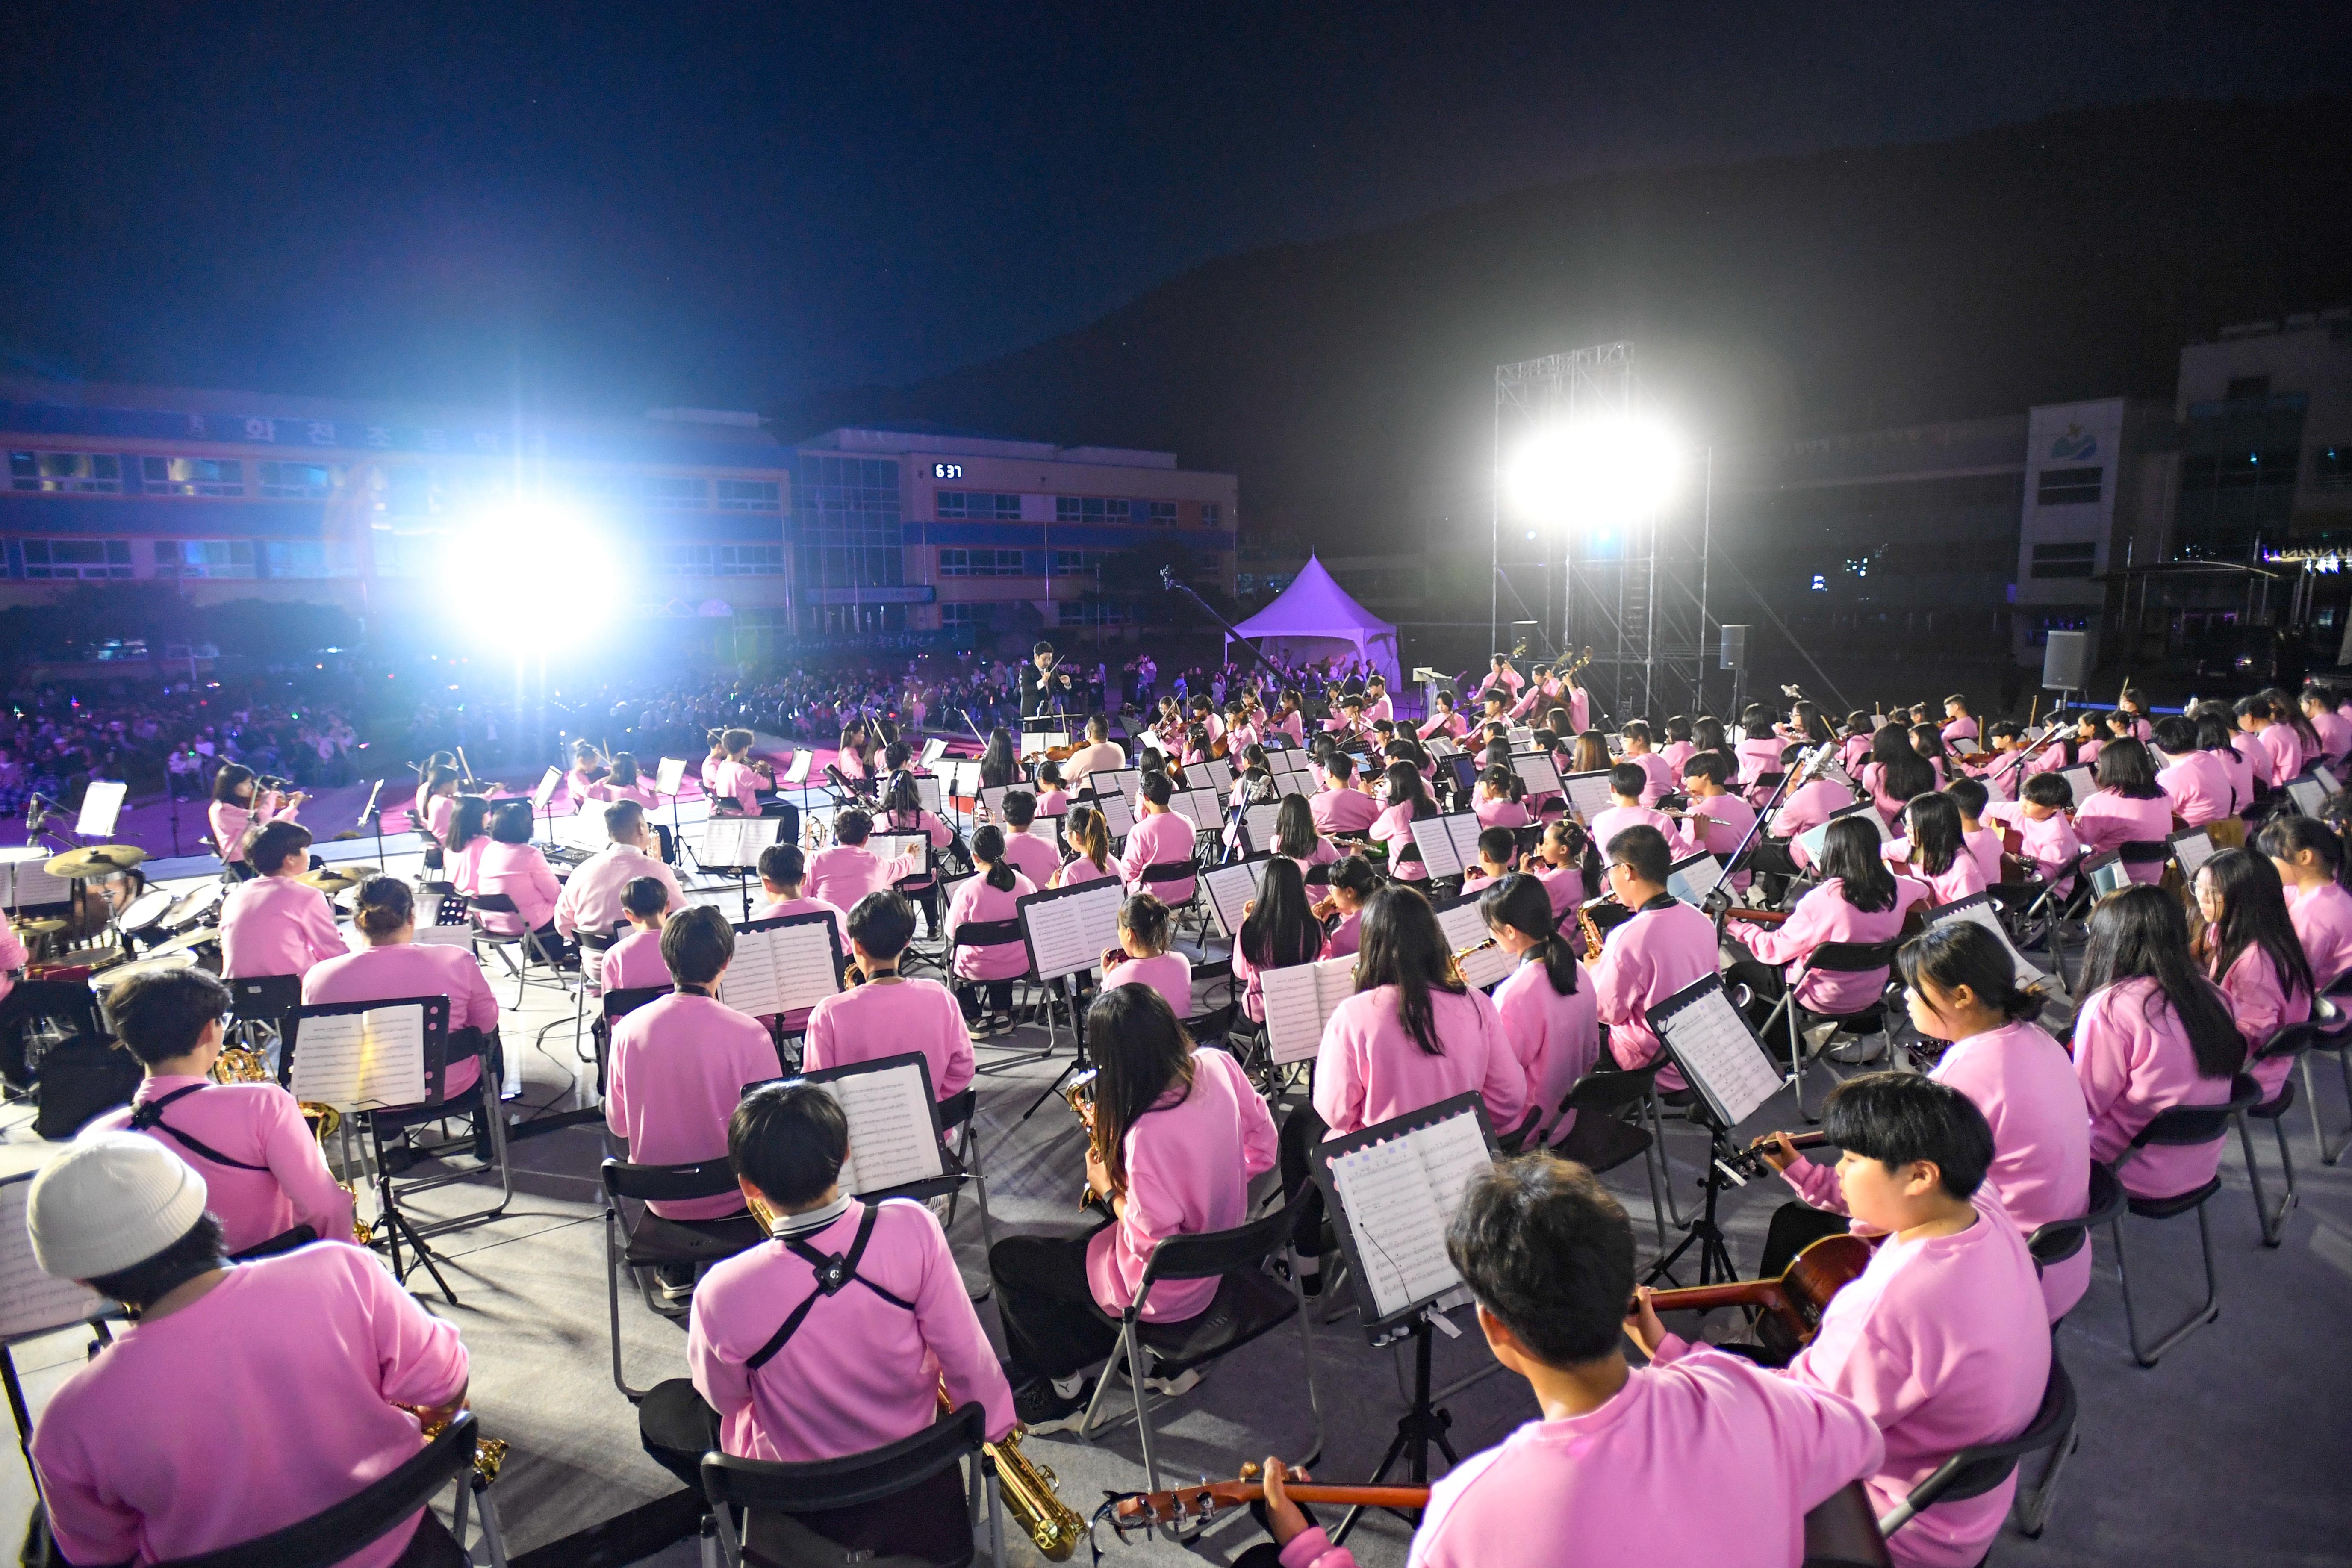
[223,973,303,1062]
[936,1087,999,1262]
[698,1401,1005,1568]
[1547,1061,1677,1247]
[2304,973,2352,1166]
[2108,1076,2264,1366]
[1876,1350,2078,1542]
[2026,1161,2125,1323]
[595,983,672,1102]
[467,891,574,1007]
[601,1156,764,1400]
[150,1410,506,1568]
[1754,940,1902,1120]
[2239,1002,2337,1246]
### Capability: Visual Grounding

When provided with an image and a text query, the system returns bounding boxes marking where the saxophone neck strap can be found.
[746,1204,916,1371]
[128,1083,274,1173]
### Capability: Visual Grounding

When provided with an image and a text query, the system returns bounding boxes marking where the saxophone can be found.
[1061,1068,1106,1211]
[1579,903,1606,963]
[213,1046,373,1245]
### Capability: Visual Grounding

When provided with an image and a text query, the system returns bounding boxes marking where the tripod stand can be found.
[1645,1117,1742,1289]
[1331,1315,1456,1546]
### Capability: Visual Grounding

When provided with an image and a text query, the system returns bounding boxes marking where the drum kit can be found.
[9,844,246,984]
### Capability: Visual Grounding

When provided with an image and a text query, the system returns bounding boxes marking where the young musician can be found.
[2261,684,2321,783]
[477,798,563,944]
[1033,760,1071,816]
[1633,1075,2049,1568]
[978,726,1020,790]
[2154,716,2236,827]
[1118,772,1198,903]
[2192,849,2313,1099]
[566,739,607,805]
[1308,751,1380,836]
[1369,760,1440,883]
[2301,684,2352,770]
[415,764,460,849]
[1909,724,1951,790]
[2114,686,2155,742]
[1476,652,1524,705]
[1232,859,1327,1024]
[1272,690,1307,744]
[1655,714,1695,775]
[1586,763,1693,859]
[1267,793,1336,883]
[28,1137,472,1568]
[589,751,664,809]
[946,825,1035,1036]
[209,763,304,878]
[1975,721,2031,804]
[1461,826,1517,894]
[995,788,1061,890]
[86,968,353,1256]
[1473,764,1532,827]
[1480,875,1596,1146]
[444,793,493,894]
[306,877,504,1104]
[1940,778,2005,887]
[1678,752,1756,891]
[709,728,769,814]
[2198,704,2257,831]
[217,820,342,980]
[1061,713,1126,789]
[1315,855,1378,958]
[1617,720,1674,804]
[1588,824,1729,1092]
[1724,816,1927,1037]
[1760,923,2091,1321]
[880,770,954,933]
[1253,1155,1884,1568]
[992,986,1278,1429]
[1361,673,1394,724]
[1984,772,2082,891]
[1101,892,1192,1018]
[640,1084,1014,1559]
[1568,729,1611,776]
[753,842,849,951]
[1733,712,1783,787]
[607,907,779,1291]
[1859,725,1936,830]
[1939,693,1977,746]
[554,799,685,943]
[2258,814,2352,986]
[604,875,676,992]
[804,892,973,1101]
[2072,886,2246,1201]
[806,809,922,913]
[1885,791,1986,905]
[1054,804,1117,888]
[2072,738,2172,882]
[1766,744,1850,874]
[1521,818,1589,918]
[2233,695,2284,790]
[1416,690,1467,740]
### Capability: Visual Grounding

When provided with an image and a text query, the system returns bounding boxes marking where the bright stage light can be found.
[452,499,622,653]
[1505,416,1683,526]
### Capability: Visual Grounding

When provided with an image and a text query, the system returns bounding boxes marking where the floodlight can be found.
[453,498,621,651]
[1505,416,1683,526]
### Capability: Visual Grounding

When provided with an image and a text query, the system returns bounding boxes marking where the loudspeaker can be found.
[1719,625,1750,670]
[2041,631,2090,692]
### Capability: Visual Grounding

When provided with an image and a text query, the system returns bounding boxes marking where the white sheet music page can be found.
[289,1005,428,1111]
[1202,757,1234,791]
[1098,793,1136,838]
[721,923,839,1017]
[1262,955,1355,1065]
[916,776,943,815]
[1412,816,1465,880]
[531,766,562,814]
[1242,802,1280,851]
[656,757,689,796]
[1512,752,1561,796]
[1658,987,1780,1128]
[1564,772,1615,824]
[1928,894,2050,990]
[0,1177,107,1341]
[1024,883,1124,980]
[74,780,127,838]
[823,1064,943,1197]
[1327,1108,1493,1321]
[1441,815,1486,869]
[1203,862,1258,936]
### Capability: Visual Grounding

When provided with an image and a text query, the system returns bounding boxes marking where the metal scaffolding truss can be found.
[1491,341,1711,723]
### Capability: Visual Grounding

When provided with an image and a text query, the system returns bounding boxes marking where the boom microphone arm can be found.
[1159,567,1287,686]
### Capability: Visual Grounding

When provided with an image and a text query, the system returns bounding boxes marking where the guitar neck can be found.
[1645,1278,1785,1317]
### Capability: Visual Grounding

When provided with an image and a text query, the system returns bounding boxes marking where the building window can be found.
[369,533,441,577]
[1058,601,1122,627]
[2035,467,2103,506]
[1052,548,1107,578]
[2029,542,2098,579]
[262,539,358,578]
[939,603,978,629]
[792,455,902,592]
[2314,446,2350,491]
[155,539,257,579]
[716,544,785,576]
[10,451,122,494]
[1144,501,1177,526]
[641,475,708,510]
[656,544,712,575]
[23,539,133,579]
[937,491,1022,520]
[1201,502,1221,528]
[715,479,782,512]
[939,548,1028,578]
[1055,496,1131,525]
[143,456,243,496]
[258,460,339,498]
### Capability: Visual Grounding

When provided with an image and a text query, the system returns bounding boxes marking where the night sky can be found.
[2,3,2344,414]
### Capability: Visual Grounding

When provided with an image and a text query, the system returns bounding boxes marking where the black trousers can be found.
[988,1227,1118,1382]
[1278,1106,1330,1253]
[638,1379,970,1565]
[958,980,1014,1017]
[1721,954,1789,1032]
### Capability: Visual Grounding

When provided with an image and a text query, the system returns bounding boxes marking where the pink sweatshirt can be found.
[1685,793,1757,892]
[1369,801,1435,880]
[1882,840,1986,906]
[688,1201,1017,1458]
[1960,826,2004,887]
[1629,751,1677,805]
[708,756,763,813]
[2261,723,2306,785]
[1278,1348,1883,1568]
[1324,910,1363,958]
[1728,878,1927,1015]
[946,872,1036,981]
[34,1243,467,1568]
[86,1076,354,1255]
[1588,899,1718,1090]
[804,977,974,1101]
[2157,751,2237,826]
[606,992,780,1218]
[1587,804,1692,860]
[1106,950,1192,1019]
[1474,794,1533,828]
[752,894,849,956]
[2213,943,2309,1098]
[807,843,920,914]
[1491,956,1599,1143]
[1118,810,1198,903]
[1733,737,1783,787]
[553,842,683,940]
[208,791,294,864]
[303,940,503,1100]
[603,926,673,991]
[2233,728,2273,791]
[1658,1200,2049,1568]
[1001,829,1061,893]
[2287,880,2352,988]
[476,840,562,934]
[1086,1046,1277,1320]
[1054,855,1115,889]
[1530,864,1583,919]
[218,873,344,980]
[1313,984,1527,1136]
[2072,790,2174,882]
[1770,778,1852,870]
[1984,803,2081,890]
[1940,716,1979,744]
[2073,977,2237,1200]
[1309,784,1381,836]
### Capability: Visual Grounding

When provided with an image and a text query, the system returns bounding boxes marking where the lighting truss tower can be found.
[1492,341,1711,722]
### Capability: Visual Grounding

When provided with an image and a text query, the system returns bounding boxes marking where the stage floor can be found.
[2,843,2348,1567]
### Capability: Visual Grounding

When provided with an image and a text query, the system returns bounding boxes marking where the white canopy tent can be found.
[1226,555,1402,687]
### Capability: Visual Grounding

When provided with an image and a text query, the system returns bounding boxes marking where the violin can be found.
[1642,1232,1872,1349]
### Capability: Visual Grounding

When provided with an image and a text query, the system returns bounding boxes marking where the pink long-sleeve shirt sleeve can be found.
[218,875,347,980]
[1312,984,1525,1136]
[2214,943,2309,1099]
[2288,881,2352,989]
[2072,979,2234,1200]
[84,1076,355,1255]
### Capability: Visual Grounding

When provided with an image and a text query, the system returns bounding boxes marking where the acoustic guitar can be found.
[1643,1232,1872,1349]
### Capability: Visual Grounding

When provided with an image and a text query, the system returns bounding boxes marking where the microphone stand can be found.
[355,781,386,881]
[1701,744,1826,908]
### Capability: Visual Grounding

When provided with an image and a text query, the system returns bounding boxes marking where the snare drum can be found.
[120,887,176,938]
[159,881,224,932]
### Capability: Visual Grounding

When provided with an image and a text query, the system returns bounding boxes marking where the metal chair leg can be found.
[2112,1201,2222,1368]
[2014,1425,2078,1539]
[1286,1245,1326,1469]
[2240,1108,2297,1247]
[472,1474,511,1568]
[2305,1050,2352,1166]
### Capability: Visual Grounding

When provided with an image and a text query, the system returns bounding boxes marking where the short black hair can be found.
[661,904,735,987]
[108,968,230,1066]
[833,809,872,846]
[1606,823,1671,885]
[1032,640,1054,658]
[2021,772,2072,810]
[1819,1072,1995,1200]
[758,842,804,887]
[1002,789,1037,828]
[1140,772,1173,806]
[622,875,670,920]
[1680,751,1727,787]
[490,799,536,844]
[2153,715,2197,755]
[845,890,916,959]
[86,1212,225,1308]
[1477,825,1515,866]
[1944,776,1988,818]
[1445,1153,1633,1368]
[1608,761,1647,798]
[731,1081,848,1209]
[1325,752,1356,783]
[246,819,312,875]
[602,799,646,840]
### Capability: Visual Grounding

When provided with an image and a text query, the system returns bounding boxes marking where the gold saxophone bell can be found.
[1579,904,1606,964]
[938,1387,1083,1561]
[299,1100,374,1247]
[412,1411,509,1485]
[1061,1068,1106,1211]
[210,1045,272,1084]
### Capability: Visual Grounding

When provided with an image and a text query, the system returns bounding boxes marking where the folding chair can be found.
[601,1156,765,1400]
[2239,1002,2337,1246]
[1754,940,1902,1120]
[697,1401,1005,1568]
[1548,1061,1677,1247]
[150,1410,507,1568]
[950,918,1054,1067]
[2025,1161,2125,1323]
[1076,1191,1323,1494]
[467,892,575,1007]
[1875,1350,2078,1542]
[1136,857,1202,937]
[2107,1077,2264,1366]
[595,984,672,1104]
[223,973,303,1064]
[936,1088,999,1262]
[1801,1480,1892,1568]
[2301,973,2352,1165]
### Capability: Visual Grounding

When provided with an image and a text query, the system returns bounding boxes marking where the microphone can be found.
[24,794,49,837]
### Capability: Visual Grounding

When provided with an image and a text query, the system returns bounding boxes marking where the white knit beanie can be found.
[28,1134,209,1282]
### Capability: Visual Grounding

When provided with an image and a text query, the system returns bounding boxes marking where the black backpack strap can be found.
[127,1084,273,1173]
[744,1205,917,1371]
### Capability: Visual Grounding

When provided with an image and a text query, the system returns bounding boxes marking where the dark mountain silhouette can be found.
[775,96,2352,551]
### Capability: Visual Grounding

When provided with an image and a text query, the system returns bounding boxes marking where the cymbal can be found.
[145,926,220,958]
[11,917,68,935]
[296,865,377,892]
[44,845,147,879]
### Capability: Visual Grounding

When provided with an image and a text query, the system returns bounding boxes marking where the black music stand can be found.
[1307,1092,1498,1546]
[1011,878,1127,1118]
[729,908,848,1068]
[0,1170,117,1499]
[793,1051,962,1204]
[282,995,457,1302]
[1642,973,1787,1289]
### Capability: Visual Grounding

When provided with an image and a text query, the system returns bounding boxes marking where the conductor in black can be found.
[1019,640,1073,727]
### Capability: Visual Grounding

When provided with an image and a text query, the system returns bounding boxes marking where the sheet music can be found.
[74,780,126,838]
[412,922,474,948]
[289,1005,428,1112]
[1241,802,1281,852]
[1020,731,1068,757]
[531,766,562,814]
[2171,828,2216,878]
[1412,813,1466,879]
[1512,752,1561,798]
[979,785,1010,821]
[699,816,775,869]
[655,757,688,796]
[1020,881,1127,980]
[1653,983,1782,1129]
[1926,892,2051,990]
[1097,793,1136,837]
[1327,1109,1494,1321]
[822,1061,946,1198]
[1437,813,1485,871]
[1433,902,1514,990]
[869,831,933,871]
[0,1175,109,1341]
[1200,757,1234,791]
[784,750,814,785]
[717,921,840,1017]
[1093,768,1141,802]
[916,775,943,814]
[1424,737,1459,759]
[1562,770,1615,824]
[1262,955,1356,1064]
[1666,854,1723,908]
[2060,765,2096,807]
[2318,764,2342,796]
[1167,790,1216,831]
[562,805,613,851]
[1797,802,1888,862]
[1203,860,1261,936]
[919,738,948,769]
[2288,777,2327,816]
[1507,726,1535,751]
[3,851,73,911]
